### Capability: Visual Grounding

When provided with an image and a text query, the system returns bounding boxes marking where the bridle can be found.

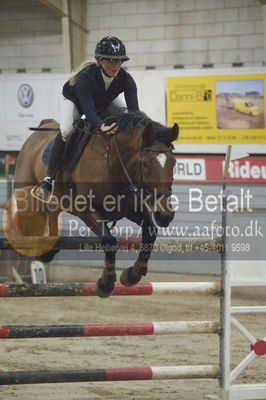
[113,135,173,202]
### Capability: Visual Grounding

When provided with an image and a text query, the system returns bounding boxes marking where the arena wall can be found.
[0,0,63,73]
[0,0,264,73]
[86,0,264,70]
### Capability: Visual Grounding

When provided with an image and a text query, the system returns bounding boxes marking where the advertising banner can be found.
[0,75,65,151]
[174,155,266,183]
[166,74,266,144]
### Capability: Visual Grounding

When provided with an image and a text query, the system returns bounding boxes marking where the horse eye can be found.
[170,157,176,166]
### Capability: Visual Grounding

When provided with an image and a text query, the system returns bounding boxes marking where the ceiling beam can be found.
[68,0,87,71]
[39,0,68,16]
[38,0,87,72]
[61,0,72,72]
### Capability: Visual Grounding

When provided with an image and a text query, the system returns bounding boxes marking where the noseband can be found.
[113,136,173,199]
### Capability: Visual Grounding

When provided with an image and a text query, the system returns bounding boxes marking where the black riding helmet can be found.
[95,36,129,62]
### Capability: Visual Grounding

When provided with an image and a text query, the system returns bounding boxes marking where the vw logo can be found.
[17,83,34,108]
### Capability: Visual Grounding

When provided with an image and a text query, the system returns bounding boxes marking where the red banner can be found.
[174,156,266,183]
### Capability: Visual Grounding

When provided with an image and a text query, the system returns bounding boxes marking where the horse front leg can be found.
[79,213,117,298]
[120,219,157,287]
[96,222,117,298]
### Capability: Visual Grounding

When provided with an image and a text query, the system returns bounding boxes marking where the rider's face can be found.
[99,59,123,77]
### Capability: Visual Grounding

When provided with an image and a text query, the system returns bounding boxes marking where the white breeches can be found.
[59,95,127,142]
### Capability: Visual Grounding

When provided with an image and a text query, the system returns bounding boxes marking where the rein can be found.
[113,135,139,194]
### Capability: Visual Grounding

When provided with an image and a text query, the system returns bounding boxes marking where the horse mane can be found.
[104,110,173,146]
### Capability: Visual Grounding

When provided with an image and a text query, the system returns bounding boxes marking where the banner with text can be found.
[0,75,66,150]
[167,74,266,144]
[173,155,266,183]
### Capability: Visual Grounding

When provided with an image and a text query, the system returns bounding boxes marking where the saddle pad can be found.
[42,138,55,165]
[41,125,92,172]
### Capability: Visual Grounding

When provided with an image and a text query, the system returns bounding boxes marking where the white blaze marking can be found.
[157,153,167,168]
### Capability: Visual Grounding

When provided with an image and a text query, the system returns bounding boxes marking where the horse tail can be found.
[68,61,96,86]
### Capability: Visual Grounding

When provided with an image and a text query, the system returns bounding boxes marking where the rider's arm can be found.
[75,73,103,128]
[124,74,139,112]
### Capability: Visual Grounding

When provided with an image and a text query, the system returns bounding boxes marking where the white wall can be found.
[0,0,264,73]
[83,0,265,70]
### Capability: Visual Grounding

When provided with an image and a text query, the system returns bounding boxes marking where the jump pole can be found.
[0,281,221,297]
[0,277,222,388]
[0,240,223,389]
[0,365,221,386]
[0,320,221,339]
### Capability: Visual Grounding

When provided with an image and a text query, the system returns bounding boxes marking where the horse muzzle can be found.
[146,192,175,227]
[152,210,175,227]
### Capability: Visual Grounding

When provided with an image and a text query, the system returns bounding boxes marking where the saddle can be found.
[42,119,94,173]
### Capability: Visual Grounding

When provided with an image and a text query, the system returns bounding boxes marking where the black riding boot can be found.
[32,131,66,202]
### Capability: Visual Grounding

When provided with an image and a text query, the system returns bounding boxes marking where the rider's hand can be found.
[100,122,117,135]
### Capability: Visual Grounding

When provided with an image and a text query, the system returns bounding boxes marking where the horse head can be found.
[139,121,178,227]
[112,112,178,228]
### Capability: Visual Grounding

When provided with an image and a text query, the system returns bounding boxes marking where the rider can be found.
[33,36,139,202]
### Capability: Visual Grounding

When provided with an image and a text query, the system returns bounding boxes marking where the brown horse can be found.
[13,111,178,297]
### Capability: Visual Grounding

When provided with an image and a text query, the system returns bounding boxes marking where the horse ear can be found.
[142,123,154,147]
[166,123,179,143]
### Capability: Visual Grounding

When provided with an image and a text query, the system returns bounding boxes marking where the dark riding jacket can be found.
[62,63,139,128]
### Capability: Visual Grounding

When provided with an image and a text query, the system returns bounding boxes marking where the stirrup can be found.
[31,178,55,203]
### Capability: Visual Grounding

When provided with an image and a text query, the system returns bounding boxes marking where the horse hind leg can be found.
[120,260,148,287]
[79,213,117,298]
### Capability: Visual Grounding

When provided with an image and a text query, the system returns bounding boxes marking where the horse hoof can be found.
[95,278,115,298]
[120,267,142,287]
[37,249,60,263]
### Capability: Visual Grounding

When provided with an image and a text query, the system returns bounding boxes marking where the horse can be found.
[11,111,178,297]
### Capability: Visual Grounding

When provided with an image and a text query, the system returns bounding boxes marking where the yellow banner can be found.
[166,74,266,143]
